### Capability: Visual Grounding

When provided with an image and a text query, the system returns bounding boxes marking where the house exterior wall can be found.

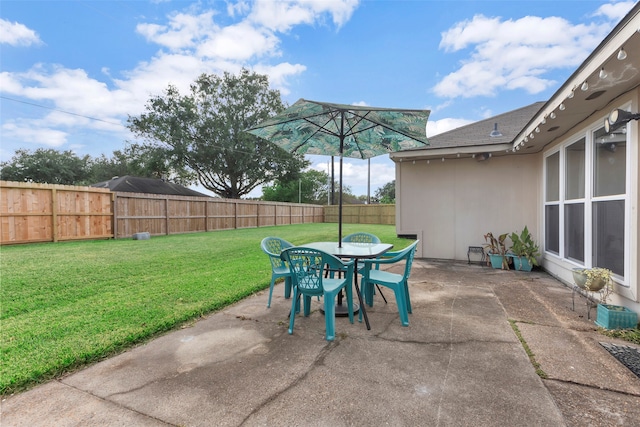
[395,90,639,313]
[395,153,540,261]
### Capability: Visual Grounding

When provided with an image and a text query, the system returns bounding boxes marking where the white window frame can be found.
[542,104,631,287]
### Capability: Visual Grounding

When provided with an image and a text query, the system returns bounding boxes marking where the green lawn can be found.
[1,223,412,395]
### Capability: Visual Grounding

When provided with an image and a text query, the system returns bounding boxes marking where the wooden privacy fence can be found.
[1,181,394,244]
[113,192,323,239]
[324,204,395,225]
[0,181,323,244]
[0,181,113,244]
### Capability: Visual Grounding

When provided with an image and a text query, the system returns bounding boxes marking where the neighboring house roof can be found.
[426,102,545,149]
[91,176,209,197]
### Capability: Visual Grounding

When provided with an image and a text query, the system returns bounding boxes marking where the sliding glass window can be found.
[543,121,627,282]
[592,127,626,276]
[544,152,559,255]
[564,139,585,262]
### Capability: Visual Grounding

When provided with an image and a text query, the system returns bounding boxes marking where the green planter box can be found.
[511,255,533,272]
[595,304,638,330]
[488,253,506,269]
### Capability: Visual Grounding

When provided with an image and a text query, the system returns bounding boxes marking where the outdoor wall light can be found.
[476,153,490,161]
[489,122,502,137]
[567,90,574,99]
[599,68,608,79]
[604,108,640,133]
[550,112,557,119]
[581,81,589,91]
[617,48,627,60]
[559,103,566,111]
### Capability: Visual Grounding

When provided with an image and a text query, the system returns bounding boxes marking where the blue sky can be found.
[1,0,636,197]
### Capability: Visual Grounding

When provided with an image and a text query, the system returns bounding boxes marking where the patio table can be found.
[302,241,393,330]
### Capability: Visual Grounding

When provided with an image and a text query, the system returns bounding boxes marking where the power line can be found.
[0,94,307,163]
[0,95,125,127]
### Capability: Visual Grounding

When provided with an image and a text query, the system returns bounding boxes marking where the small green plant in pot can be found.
[509,226,540,271]
[572,267,613,300]
[483,232,510,270]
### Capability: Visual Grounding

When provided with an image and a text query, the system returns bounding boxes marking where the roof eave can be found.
[391,143,514,162]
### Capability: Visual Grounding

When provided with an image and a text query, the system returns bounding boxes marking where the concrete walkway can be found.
[2,260,640,426]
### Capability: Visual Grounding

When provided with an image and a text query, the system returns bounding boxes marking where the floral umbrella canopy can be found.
[246,98,430,245]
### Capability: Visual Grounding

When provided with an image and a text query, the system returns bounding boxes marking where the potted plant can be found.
[570,266,637,329]
[596,303,638,330]
[483,232,510,270]
[571,267,612,294]
[509,226,539,271]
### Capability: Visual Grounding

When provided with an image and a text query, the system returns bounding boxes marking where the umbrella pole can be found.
[338,114,344,248]
[339,153,343,247]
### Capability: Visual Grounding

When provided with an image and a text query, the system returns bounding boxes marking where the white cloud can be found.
[196,22,280,60]
[427,118,473,137]
[0,19,42,46]
[136,11,217,50]
[11,65,135,122]
[2,122,68,147]
[433,13,612,98]
[593,1,636,21]
[249,0,359,32]
[253,62,307,95]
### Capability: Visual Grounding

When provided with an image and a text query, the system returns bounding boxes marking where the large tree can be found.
[127,69,306,199]
[262,169,357,205]
[0,148,91,185]
[87,144,195,185]
[375,180,395,204]
[262,169,331,204]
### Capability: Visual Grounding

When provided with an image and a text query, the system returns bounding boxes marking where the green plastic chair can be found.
[261,237,294,308]
[359,241,419,326]
[281,247,355,341]
[342,232,387,301]
[342,232,381,244]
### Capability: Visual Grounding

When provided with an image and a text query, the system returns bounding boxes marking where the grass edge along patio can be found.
[0,224,413,395]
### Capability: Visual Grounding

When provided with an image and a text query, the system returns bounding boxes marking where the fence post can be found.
[165,196,169,235]
[112,192,117,239]
[204,198,209,232]
[51,188,58,242]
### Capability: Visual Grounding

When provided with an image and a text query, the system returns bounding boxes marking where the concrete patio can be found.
[2,260,639,426]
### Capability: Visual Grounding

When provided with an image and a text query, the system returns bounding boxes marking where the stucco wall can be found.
[396,153,541,261]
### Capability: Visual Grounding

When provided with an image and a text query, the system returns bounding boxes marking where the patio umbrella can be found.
[246,98,430,246]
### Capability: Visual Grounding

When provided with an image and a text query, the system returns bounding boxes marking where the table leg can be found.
[353,259,370,330]
[322,266,359,317]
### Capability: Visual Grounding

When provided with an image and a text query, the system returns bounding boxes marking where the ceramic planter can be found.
[595,304,638,330]
[571,268,606,292]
